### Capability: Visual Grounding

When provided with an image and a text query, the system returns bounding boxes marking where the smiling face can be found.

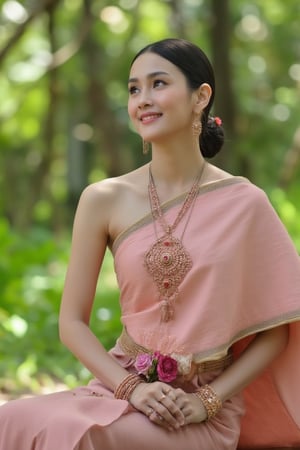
[128,52,201,145]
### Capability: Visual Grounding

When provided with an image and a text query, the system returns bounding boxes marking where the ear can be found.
[192,83,212,114]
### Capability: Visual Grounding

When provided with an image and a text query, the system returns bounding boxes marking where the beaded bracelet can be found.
[114,373,144,401]
[194,384,222,420]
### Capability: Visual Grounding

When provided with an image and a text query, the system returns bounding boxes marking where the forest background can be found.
[0,0,300,398]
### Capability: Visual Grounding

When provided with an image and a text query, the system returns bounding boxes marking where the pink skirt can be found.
[0,346,244,450]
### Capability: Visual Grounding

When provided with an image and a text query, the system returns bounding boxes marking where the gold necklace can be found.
[144,163,206,322]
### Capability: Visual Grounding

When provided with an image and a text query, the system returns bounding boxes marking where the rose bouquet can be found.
[134,352,178,383]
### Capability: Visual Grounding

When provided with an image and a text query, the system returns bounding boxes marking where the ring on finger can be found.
[159,394,166,402]
[147,407,153,416]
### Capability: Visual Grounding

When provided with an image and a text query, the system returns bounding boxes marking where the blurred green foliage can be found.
[0,219,121,392]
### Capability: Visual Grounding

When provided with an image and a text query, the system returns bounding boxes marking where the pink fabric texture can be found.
[0,177,300,449]
[0,350,244,450]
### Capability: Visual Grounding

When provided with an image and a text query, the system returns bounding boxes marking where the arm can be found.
[211,324,289,402]
[177,324,289,424]
[59,183,129,390]
[59,182,185,429]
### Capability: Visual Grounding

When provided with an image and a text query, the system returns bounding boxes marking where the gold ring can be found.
[147,407,153,416]
[159,394,166,402]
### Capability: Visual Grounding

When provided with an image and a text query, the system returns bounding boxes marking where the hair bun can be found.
[200,116,224,158]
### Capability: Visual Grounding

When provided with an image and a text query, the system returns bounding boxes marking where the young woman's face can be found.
[128,52,197,144]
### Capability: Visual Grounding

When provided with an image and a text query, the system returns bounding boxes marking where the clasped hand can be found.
[130,381,207,430]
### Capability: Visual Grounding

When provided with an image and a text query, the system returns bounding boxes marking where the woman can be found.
[0,38,300,450]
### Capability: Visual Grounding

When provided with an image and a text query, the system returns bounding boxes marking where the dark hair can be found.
[131,38,224,158]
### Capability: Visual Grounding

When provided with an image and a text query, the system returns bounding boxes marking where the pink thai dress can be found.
[0,177,300,449]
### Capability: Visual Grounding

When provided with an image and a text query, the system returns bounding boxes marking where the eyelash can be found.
[128,86,139,95]
[128,79,167,95]
[153,79,166,88]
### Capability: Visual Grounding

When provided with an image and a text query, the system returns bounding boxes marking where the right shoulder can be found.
[75,164,149,240]
[79,163,148,207]
[79,177,125,206]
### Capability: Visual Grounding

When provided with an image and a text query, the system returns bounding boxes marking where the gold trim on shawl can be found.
[203,310,300,360]
[111,176,249,254]
[118,311,300,370]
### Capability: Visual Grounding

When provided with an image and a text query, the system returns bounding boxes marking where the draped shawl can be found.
[112,177,300,447]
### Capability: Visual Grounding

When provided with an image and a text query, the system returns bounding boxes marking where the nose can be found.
[138,99,153,109]
[138,91,153,109]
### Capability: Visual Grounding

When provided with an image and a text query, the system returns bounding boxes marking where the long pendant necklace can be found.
[144,162,206,322]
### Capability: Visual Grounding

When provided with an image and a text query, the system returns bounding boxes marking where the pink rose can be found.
[157,354,178,383]
[134,353,153,375]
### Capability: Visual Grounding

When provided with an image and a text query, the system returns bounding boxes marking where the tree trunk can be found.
[210,0,236,168]
[81,0,125,178]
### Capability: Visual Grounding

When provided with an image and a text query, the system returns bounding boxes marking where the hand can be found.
[171,388,208,424]
[130,381,186,430]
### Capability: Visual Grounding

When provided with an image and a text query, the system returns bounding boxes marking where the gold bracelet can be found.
[114,373,144,401]
[194,384,222,420]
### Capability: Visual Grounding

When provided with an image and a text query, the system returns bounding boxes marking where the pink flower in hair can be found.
[214,116,222,126]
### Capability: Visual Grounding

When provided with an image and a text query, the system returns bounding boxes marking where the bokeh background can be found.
[1,0,299,398]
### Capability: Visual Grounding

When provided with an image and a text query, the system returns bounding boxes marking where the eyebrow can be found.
[128,71,170,84]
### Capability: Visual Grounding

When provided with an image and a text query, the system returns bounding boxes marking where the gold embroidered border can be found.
[195,309,300,361]
[118,328,233,375]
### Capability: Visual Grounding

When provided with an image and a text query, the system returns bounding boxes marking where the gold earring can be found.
[143,140,150,155]
[192,119,202,137]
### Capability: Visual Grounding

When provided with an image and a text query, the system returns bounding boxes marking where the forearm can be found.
[210,324,289,402]
[59,320,128,391]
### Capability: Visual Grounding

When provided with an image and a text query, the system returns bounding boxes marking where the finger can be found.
[158,394,185,425]
[171,389,188,411]
[166,391,176,401]
[145,406,154,417]
[148,411,172,430]
[152,401,183,429]
[173,388,185,399]
[158,394,167,402]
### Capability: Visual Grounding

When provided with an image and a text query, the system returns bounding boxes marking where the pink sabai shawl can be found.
[112,177,300,448]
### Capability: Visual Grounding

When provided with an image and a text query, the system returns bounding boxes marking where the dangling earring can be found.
[192,116,202,152]
[143,140,151,155]
[192,118,202,137]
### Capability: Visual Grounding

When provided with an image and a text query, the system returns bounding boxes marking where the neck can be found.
[150,142,205,189]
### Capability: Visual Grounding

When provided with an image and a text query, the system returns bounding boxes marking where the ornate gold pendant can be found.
[144,235,192,322]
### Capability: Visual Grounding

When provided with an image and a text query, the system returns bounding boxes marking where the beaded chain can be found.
[194,384,222,420]
[144,163,206,322]
[148,166,203,234]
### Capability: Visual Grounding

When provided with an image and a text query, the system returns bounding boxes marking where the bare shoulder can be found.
[78,164,149,242]
[81,164,148,203]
